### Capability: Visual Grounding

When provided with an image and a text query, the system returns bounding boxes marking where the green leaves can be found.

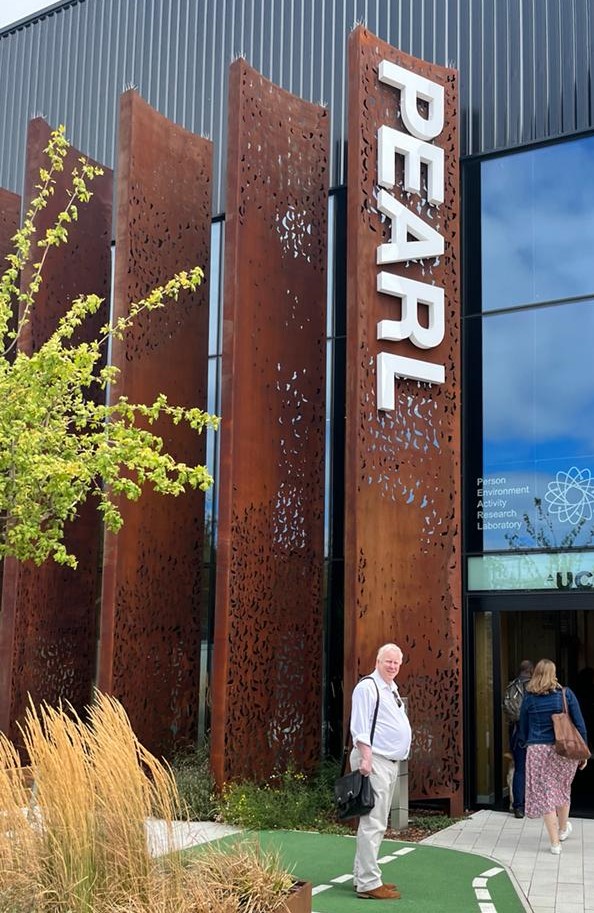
[0,126,218,568]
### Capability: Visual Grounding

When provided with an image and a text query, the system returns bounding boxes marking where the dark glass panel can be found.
[481,135,594,311]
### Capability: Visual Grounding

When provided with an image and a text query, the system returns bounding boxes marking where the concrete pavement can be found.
[421,809,594,913]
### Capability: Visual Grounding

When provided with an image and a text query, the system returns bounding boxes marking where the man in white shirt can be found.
[350,643,412,900]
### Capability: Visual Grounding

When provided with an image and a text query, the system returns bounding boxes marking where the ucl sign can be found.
[375,62,447,410]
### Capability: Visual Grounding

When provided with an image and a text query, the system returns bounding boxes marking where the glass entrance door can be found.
[468,597,594,815]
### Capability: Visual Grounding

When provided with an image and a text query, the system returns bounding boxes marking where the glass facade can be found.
[464,133,594,813]
[467,134,594,558]
[481,138,594,312]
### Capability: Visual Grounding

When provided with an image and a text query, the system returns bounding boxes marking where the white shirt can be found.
[350,669,412,760]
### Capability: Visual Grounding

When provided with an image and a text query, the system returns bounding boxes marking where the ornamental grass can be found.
[0,692,294,913]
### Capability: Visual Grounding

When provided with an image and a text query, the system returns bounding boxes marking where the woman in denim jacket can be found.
[518,658,588,854]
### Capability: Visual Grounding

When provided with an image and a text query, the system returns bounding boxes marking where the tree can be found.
[0,126,218,568]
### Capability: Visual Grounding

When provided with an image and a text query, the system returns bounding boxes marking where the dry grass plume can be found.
[0,692,294,913]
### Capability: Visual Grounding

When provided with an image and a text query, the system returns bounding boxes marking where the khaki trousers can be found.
[350,747,400,892]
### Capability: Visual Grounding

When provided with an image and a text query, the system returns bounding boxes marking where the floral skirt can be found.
[525,743,579,817]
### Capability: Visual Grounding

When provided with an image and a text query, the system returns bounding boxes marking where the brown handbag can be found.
[551,688,591,761]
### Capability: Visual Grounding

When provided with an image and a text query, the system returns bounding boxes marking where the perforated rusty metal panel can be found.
[345,28,463,813]
[0,187,19,257]
[0,187,20,692]
[211,61,329,785]
[97,91,212,756]
[0,118,112,740]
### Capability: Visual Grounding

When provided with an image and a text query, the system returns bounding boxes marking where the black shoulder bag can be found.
[334,676,380,819]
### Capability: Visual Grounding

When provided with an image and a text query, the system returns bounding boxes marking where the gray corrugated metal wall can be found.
[1,0,594,213]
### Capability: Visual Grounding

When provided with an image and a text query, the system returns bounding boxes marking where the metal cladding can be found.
[345,28,463,812]
[211,60,329,785]
[97,91,212,756]
[2,0,594,211]
[0,118,112,740]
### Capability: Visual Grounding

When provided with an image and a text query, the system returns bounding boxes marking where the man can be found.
[350,643,412,900]
[503,659,534,818]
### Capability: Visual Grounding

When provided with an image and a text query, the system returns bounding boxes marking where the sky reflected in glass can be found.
[473,300,594,550]
[482,136,594,311]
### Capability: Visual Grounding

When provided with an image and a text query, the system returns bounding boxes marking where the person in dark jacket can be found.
[503,659,534,817]
[518,658,588,854]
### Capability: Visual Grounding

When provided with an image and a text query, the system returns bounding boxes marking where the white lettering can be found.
[378,126,444,204]
[375,60,447,412]
[377,352,444,411]
[376,189,444,264]
[378,60,444,140]
[377,273,444,349]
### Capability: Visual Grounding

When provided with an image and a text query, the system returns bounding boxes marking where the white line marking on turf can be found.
[317,845,417,900]
[472,866,505,913]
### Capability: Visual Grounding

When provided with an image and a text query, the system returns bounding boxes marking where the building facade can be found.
[1,0,594,815]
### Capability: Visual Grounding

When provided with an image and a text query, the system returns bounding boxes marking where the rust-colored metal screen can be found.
[345,28,463,812]
[211,61,329,785]
[0,187,20,258]
[97,92,212,756]
[0,186,20,669]
[0,119,112,739]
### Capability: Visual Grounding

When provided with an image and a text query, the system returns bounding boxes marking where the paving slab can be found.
[422,809,594,913]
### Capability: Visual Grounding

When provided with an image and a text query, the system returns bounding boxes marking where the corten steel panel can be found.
[0,188,20,633]
[97,91,212,757]
[344,28,463,813]
[0,118,112,740]
[211,61,329,786]
[0,187,20,260]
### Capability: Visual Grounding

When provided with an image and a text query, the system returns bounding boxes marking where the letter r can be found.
[377,272,445,349]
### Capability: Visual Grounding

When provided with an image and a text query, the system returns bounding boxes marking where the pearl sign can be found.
[375,61,446,411]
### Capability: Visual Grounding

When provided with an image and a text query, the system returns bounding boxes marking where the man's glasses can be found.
[394,693,403,708]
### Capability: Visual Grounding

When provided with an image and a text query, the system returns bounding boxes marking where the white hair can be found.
[376,643,403,662]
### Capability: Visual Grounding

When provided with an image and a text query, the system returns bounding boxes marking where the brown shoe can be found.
[356,885,401,900]
[354,884,397,892]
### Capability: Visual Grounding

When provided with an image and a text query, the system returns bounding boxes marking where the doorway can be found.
[468,595,594,816]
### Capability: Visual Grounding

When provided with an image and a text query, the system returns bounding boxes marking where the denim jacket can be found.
[517,687,587,747]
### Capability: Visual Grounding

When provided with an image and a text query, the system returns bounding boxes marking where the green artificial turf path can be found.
[216,830,527,913]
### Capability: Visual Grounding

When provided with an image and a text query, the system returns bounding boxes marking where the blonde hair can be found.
[376,643,403,662]
[526,658,559,695]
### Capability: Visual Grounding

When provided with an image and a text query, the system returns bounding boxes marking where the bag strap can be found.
[340,675,381,776]
[561,687,569,714]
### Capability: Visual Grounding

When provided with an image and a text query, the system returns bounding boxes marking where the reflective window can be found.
[471,300,594,551]
[482,136,594,311]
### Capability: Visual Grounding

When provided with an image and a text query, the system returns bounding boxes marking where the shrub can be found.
[171,740,218,821]
[218,761,347,832]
